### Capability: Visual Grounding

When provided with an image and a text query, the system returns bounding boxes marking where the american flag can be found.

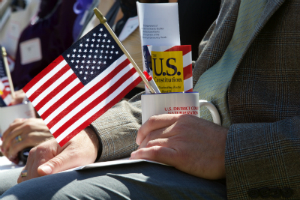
[23,24,142,146]
[143,45,193,92]
[0,49,12,106]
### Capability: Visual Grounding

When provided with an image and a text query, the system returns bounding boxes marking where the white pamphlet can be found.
[65,158,168,172]
[136,2,180,47]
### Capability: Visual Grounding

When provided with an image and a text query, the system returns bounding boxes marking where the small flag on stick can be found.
[0,47,12,106]
[23,22,143,146]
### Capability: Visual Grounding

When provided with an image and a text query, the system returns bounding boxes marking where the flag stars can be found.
[97,67,100,69]
[108,40,111,43]
[101,50,103,53]
[106,45,110,48]
[77,55,81,58]
[72,54,75,57]
[84,49,87,52]
[104,34,107,37]
[109,56,112,59]
[116,51,119,54]
[98,34,102,37]
[93,61,96,64]
[85,44,89,47]
[86,66,89,69]
[75,65,78,68]
[92,66,95,69]
[101,45,104,48]
[81,66,84,68]
[106,51,108,54]
[95,50,98,53]
[80,44,83,47]
[105,56,107,59]
[93,33,96,36]
[94,55,97,59]
[97,39,100,42]
[110,51,113,54]
[92,39,95,42]
[67,54,70,58]
[76,60,79,63]
[90,50,93,53]
[85,71,88,74]
[91,44,94,47]
[79,49,82,52]
[88,55,92,58]
[91,72,93,74]
[103,39,106,42]
[84,77,87,80]
[104,61,106,64]
[80,71,82,74]
[96,44,99,47]
[100,28,103,31]
[98,61,101,64]
[86,39,90,42]
[87,61,91,64]
[112,46,115,49]
[71,60,74,63]
[83,55,86,58]
[73,49,77,52]
[82,60,85,63]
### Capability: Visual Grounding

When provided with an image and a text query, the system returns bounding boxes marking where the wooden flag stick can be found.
[1,47,15,99]
[93,8,156,94]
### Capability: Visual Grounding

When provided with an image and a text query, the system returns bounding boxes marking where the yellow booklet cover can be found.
[151,51,184,93]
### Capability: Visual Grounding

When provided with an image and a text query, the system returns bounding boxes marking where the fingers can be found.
[2,119,25,140]
[130,145,176,167]
[138,126,177,149]
[2,118,50,156]
[136,114,180,145]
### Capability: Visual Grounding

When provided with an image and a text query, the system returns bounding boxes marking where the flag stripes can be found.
[24,54,142,146]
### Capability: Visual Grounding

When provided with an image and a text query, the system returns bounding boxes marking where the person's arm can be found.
[225,117,300,199]
[90,93,142,161]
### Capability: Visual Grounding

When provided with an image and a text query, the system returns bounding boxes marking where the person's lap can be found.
[0,162,227,200]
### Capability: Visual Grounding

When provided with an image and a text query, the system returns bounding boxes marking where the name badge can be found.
[20,38,42,65]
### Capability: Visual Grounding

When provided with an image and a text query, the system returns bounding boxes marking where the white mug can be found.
[0,102,35,136]
[141,92,221,125]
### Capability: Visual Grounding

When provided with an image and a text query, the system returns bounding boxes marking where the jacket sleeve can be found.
[90,93,142,161]
[225,116,300,199]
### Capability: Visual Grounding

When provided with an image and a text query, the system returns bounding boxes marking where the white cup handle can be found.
[199,100,221,125]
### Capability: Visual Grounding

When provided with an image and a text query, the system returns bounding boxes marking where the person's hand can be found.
[1,118,52,163]
[130,114,228,180]
[10,89,26,105]
[17,127,99,183]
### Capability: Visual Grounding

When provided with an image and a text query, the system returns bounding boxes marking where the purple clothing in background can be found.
[12,0,77,90]
[72,0,93,41]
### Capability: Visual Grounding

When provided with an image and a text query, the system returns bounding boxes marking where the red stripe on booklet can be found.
[183,64,193,80]
[165,45,191,56]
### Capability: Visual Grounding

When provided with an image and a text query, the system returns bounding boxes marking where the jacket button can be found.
[281,187,293,198]
[259,187,270,198]
[269,188,281,198]
[248,189,259,198]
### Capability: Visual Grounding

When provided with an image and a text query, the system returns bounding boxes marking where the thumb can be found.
[37,152,71,176]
